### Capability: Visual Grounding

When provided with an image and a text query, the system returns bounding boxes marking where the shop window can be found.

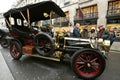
[107,19,120,24]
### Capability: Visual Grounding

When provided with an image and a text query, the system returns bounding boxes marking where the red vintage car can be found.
[4,1,106,79]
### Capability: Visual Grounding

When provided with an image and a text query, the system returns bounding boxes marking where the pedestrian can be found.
[73,23,81,38]
[81,25,89,39]
[97,25,110,53]
[109,28,116,46]
[98,25,110,40]
[90,27,96,39]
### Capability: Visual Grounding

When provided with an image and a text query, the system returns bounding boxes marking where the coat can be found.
[98,29,110,40]
[73,27,81,38]
[109,32,116,45]
[81,29,89,39]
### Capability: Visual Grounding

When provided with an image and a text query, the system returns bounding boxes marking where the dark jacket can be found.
[73,27,81,38]
[98,29,110,40]
[81,29,89,39]
[109,32,116,45]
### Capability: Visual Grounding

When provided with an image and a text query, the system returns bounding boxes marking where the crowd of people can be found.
[70,23,116,46]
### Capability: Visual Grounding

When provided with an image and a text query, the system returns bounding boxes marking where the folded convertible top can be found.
[4,1,66,22]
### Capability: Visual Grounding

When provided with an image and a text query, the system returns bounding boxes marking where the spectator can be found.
[98,25,110,40]
[90,27,96,39]
[81,25,89,39]
[73,23,81,38]
[98,25,110,53]
[109,28,116,46]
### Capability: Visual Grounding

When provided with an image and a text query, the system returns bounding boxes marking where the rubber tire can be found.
[1,39,10,48]
[10,41,22,60]
[71,48,106,80]
[34,32,55,56]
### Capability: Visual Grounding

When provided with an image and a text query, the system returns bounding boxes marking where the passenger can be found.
[98,25,110,40]
[109,28,116,46]
[73,23,81,38]
[81,25,89,39]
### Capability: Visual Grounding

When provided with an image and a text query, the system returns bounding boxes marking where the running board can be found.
[26,54,60,62]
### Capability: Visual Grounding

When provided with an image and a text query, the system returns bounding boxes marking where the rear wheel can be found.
[10,41,22,60]
[71,49,105,79]
[1,38,10,48]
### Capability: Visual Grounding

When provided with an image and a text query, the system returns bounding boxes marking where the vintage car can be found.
[4,1,106,79]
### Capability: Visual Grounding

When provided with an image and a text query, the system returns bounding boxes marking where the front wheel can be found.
[71,49,106,80]
[10,41,22,60]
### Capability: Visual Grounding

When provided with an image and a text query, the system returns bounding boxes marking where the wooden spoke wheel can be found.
[1,39,10,48]
[10,41,22,60]
[71,49,106,79]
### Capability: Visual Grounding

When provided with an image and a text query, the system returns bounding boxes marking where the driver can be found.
[31,22,41,32]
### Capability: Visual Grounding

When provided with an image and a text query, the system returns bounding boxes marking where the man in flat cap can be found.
[98,25,109,40]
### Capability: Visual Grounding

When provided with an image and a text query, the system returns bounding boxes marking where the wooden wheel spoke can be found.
[79,57,86,62]
[90,58,98,63]
[76,61,85,65]
[86,55,91,61]
[91,66,98,72]
[77,65,85,70]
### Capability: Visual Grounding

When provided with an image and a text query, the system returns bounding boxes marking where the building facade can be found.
[14,0,120,29]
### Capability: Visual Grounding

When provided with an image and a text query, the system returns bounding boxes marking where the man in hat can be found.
[98,25,109,40]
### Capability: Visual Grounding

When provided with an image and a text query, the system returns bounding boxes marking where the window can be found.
[64,0,70,5]
[81,5,98,18]
[61,11,69,22]
[108,0,120,10]
[17,19,22,26]
[9,17,15,25]
[65,11,69,17]
[82,5,97,14]
[23,20,28,26]
[108,0,120,15]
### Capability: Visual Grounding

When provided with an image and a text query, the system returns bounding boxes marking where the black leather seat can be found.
[11,27,33,38]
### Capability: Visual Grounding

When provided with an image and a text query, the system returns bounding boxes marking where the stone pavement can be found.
[110,41,120,52]
[0,51,14,80]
